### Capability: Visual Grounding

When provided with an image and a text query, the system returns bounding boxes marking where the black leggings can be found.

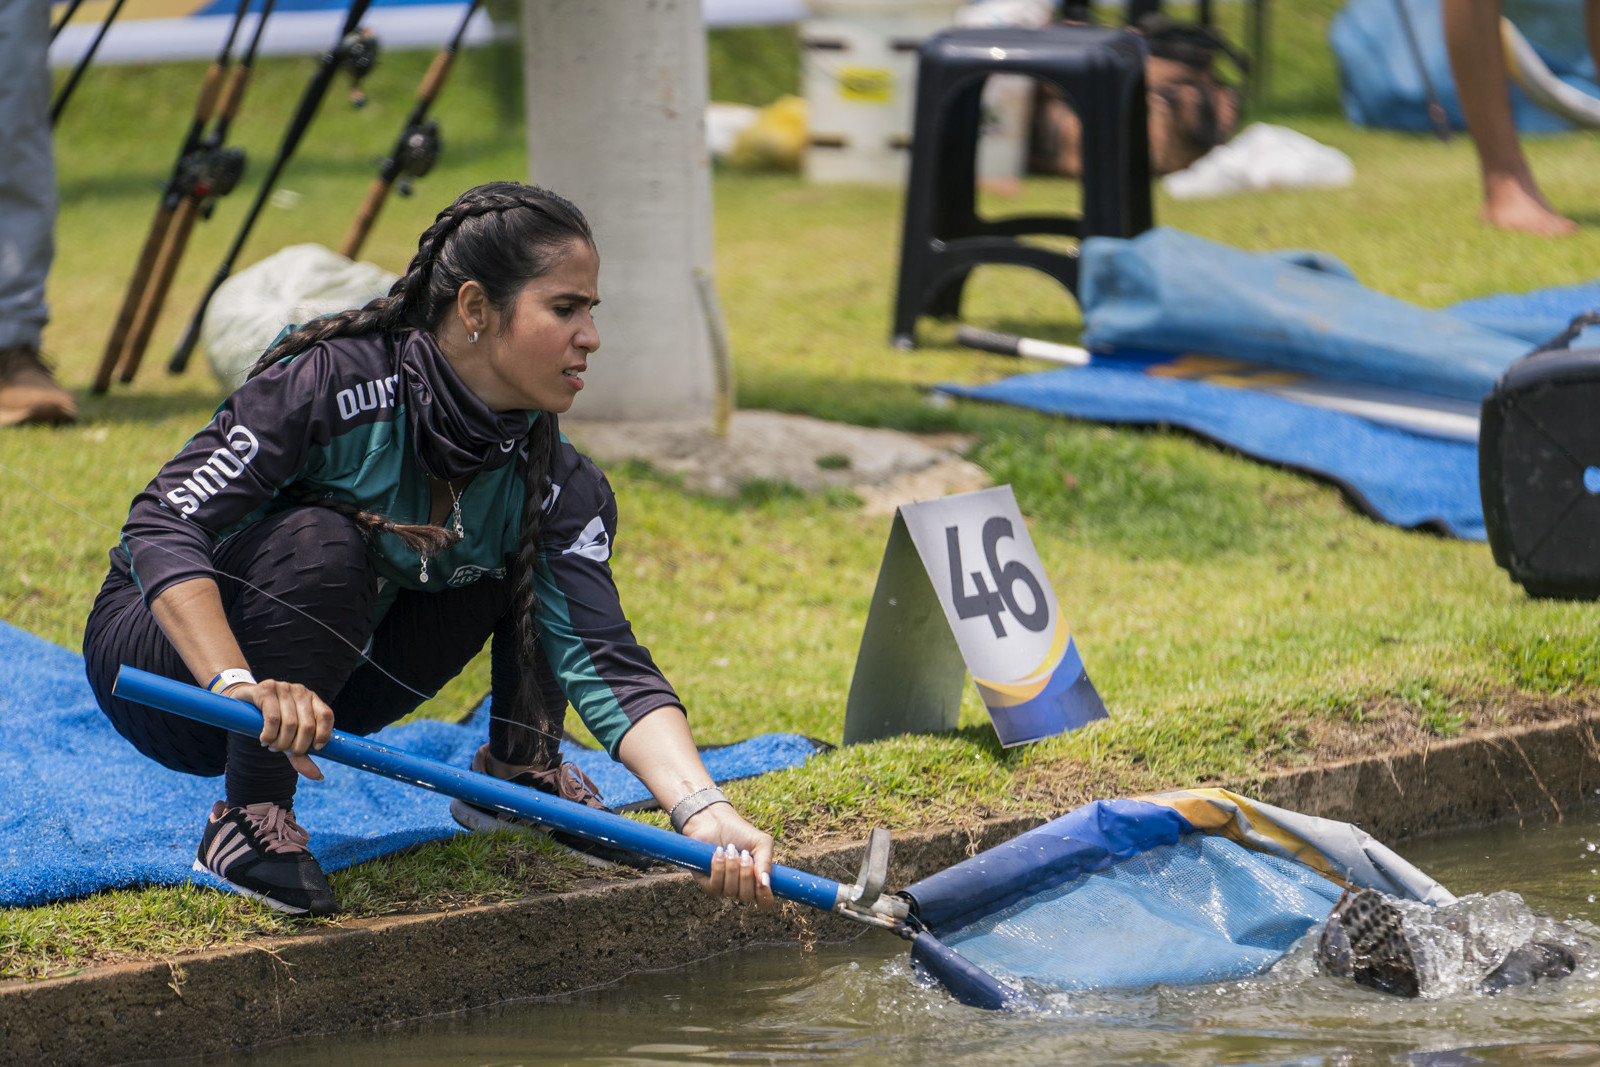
[83,507,563,808]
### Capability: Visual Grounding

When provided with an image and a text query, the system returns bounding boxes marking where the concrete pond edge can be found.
[7,708,1600,1066]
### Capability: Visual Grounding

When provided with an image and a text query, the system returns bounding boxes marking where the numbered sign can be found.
[843,486,1107,747]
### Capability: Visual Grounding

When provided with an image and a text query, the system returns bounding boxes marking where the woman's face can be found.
[474,239,601,413]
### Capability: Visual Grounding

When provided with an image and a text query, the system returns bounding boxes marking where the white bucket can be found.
[801,3,961,185]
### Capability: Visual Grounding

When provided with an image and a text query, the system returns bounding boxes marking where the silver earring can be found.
[467,330,479,344]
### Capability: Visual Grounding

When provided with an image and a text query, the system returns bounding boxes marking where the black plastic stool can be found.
[891,24,1152,349]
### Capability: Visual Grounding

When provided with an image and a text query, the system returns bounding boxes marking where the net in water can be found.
[899,789,1454,1007]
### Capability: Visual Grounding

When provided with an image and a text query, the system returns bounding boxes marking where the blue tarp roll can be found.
[1079,228,1531,404]
[1329,0,1600,133]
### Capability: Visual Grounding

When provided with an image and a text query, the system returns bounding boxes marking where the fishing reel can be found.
[175,145,247,218]
[337,28,380,108]
[392,119,441,197]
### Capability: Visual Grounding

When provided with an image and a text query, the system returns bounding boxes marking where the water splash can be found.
[1389,891,1592,998]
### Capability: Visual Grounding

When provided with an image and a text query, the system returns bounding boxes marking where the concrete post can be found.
[521,0,719,422]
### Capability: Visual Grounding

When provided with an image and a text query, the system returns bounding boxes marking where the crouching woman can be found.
[83,182,773,916]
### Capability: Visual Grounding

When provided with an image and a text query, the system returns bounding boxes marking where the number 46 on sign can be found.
[843,485,1107,747]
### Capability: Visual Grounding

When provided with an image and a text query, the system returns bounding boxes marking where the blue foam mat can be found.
[0,620,821,908]
[1447,279,1600,345]
[938,365,1484,540]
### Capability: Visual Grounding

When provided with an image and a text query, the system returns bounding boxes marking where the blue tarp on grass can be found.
[940,230,1600,541]
[0,620,820,907]
[1448,279,1600,345]
[938,365,1485,540]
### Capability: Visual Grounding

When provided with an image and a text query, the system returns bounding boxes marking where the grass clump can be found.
[1395,680,1470,738]
[0,832,609,982]
[1500,632,1600,694]
[0,884,315,982]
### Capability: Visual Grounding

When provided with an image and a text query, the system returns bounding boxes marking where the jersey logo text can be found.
[165,425,261,516]
[336,375,400,421]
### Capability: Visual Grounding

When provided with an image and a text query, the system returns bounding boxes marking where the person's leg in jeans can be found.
[0,0,77,425]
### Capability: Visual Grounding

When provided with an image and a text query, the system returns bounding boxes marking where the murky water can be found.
[206,809,1600,1067]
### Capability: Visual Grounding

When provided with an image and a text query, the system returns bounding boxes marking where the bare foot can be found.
[1481,174,1579,236]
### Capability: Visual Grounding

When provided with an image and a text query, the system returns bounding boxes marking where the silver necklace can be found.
[419,479,466,583]
[447,479,465,538]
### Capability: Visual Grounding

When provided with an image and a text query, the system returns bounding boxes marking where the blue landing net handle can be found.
[113,666,847,915]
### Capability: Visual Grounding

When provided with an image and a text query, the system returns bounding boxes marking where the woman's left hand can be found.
[681,802,775,911]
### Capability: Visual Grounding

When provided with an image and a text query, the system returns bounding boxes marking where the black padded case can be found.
[1479,326,1600,600]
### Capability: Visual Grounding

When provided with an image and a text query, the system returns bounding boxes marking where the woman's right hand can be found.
[683,801,776,911]
[226,678,335,781]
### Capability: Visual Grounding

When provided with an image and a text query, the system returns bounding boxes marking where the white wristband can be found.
[208,668,257,694]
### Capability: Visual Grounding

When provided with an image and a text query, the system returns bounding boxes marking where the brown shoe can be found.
[448,743,653,869]
[0,344,78,426]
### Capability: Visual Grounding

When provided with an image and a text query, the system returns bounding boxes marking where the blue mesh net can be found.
[939,834,1345,992]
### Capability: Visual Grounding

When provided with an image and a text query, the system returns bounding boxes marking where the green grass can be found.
[707,23,801,105]
[6,13,1600,979]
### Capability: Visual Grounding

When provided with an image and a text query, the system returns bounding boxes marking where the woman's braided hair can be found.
[252,181,595,767]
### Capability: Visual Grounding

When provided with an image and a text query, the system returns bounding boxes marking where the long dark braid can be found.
[254,181,595,768]
[502,408,565,767]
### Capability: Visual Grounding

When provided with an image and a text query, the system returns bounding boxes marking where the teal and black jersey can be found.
[108,330,678,754]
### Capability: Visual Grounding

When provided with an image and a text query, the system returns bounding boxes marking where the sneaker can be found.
[192,801,339,916]
[0,344,78,426]
[449,744,652,870]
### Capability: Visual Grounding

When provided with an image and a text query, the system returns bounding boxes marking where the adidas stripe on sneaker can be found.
[193,801,338,917]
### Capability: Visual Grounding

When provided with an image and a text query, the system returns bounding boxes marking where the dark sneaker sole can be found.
[191,858,320,916]
[448,798,653,870]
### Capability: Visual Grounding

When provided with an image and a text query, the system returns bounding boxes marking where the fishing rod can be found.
[1391,0,1452,142]
[92,0,255,396]
[338,0,481,260]
[168,0,380,376]
[49,0,127,127]
[49,0,86,44]
[113,666,913,932]
[113,0,279,387]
